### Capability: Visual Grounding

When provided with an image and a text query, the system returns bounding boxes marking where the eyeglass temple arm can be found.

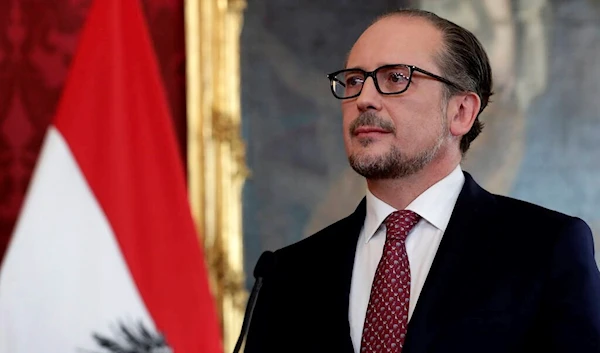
[411,66,463,91]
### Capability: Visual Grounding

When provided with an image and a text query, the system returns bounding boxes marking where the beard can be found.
[348,111,448,180]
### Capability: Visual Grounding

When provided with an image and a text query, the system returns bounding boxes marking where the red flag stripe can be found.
[53,0,221,352]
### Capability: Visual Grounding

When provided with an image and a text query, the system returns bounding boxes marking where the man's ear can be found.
[448,92,481,137]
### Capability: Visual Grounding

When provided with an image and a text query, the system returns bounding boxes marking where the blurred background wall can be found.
[241,0,600,288]
[0,0,187,259]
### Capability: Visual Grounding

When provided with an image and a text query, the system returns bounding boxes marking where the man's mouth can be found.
[353,126,392,137]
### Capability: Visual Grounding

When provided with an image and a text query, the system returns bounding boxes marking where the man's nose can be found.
[356,76,382,112]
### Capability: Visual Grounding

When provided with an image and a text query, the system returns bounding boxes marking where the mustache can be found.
[349,112,396,135]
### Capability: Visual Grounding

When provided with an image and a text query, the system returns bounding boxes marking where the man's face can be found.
[342,16,452,179]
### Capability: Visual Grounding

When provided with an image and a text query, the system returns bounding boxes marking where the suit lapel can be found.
[404,172,497,353]
[328,199,366,353]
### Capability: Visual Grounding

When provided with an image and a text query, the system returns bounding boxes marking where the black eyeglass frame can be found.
[326,64,464,99]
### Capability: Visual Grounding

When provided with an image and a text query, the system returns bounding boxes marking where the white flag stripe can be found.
[0,127,155,352]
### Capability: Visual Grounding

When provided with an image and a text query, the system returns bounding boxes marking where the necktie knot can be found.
[384,210,421,241]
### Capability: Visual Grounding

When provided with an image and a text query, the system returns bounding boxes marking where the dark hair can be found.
[378,9,494,154]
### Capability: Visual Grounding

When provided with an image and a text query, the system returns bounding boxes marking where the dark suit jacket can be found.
[245,172,600,353]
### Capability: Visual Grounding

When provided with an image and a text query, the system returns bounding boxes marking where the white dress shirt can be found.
[349,165,465,352]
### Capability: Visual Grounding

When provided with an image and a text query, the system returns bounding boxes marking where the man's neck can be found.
[366,157,461,210]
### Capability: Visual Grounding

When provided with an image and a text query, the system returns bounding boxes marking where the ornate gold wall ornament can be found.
[184,0,247,351]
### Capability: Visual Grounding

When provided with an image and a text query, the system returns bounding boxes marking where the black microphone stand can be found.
[232,251,275,353]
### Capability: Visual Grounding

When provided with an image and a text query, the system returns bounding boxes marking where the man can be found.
[245,9,600,353]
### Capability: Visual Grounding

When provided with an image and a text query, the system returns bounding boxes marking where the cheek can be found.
[388,105,443,144]
[341,104,355,133]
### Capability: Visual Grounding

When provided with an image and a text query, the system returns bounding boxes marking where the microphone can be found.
[232,251,276,353]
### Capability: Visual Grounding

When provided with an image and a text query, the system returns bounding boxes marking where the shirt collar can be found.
[363,165,465,243]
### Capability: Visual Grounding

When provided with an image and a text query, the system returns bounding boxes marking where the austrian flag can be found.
[0,0,221,352]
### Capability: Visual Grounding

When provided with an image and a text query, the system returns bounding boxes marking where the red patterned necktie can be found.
[360,210,421,353]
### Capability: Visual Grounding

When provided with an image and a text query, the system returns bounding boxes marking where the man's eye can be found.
[346,76,364,86]
[389,72,408,83]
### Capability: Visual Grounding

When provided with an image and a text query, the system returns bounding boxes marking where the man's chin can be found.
[348,153,390,178]
[349,162,394,180]
[354,136,384,148]
[347,151,430,180]
[348,147,389,162]
[350,139,390,153]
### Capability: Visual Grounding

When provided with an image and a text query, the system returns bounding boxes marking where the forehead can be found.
[347,16,443,71]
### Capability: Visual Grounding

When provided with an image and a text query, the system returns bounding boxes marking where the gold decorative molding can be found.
[184,0,247,352]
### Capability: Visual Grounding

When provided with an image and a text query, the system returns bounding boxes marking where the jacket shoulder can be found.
[276,211,358,258]
[493,193,587,228]
[488,193,594,260]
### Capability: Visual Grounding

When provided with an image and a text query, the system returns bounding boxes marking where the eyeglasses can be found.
[326,64,463,99]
